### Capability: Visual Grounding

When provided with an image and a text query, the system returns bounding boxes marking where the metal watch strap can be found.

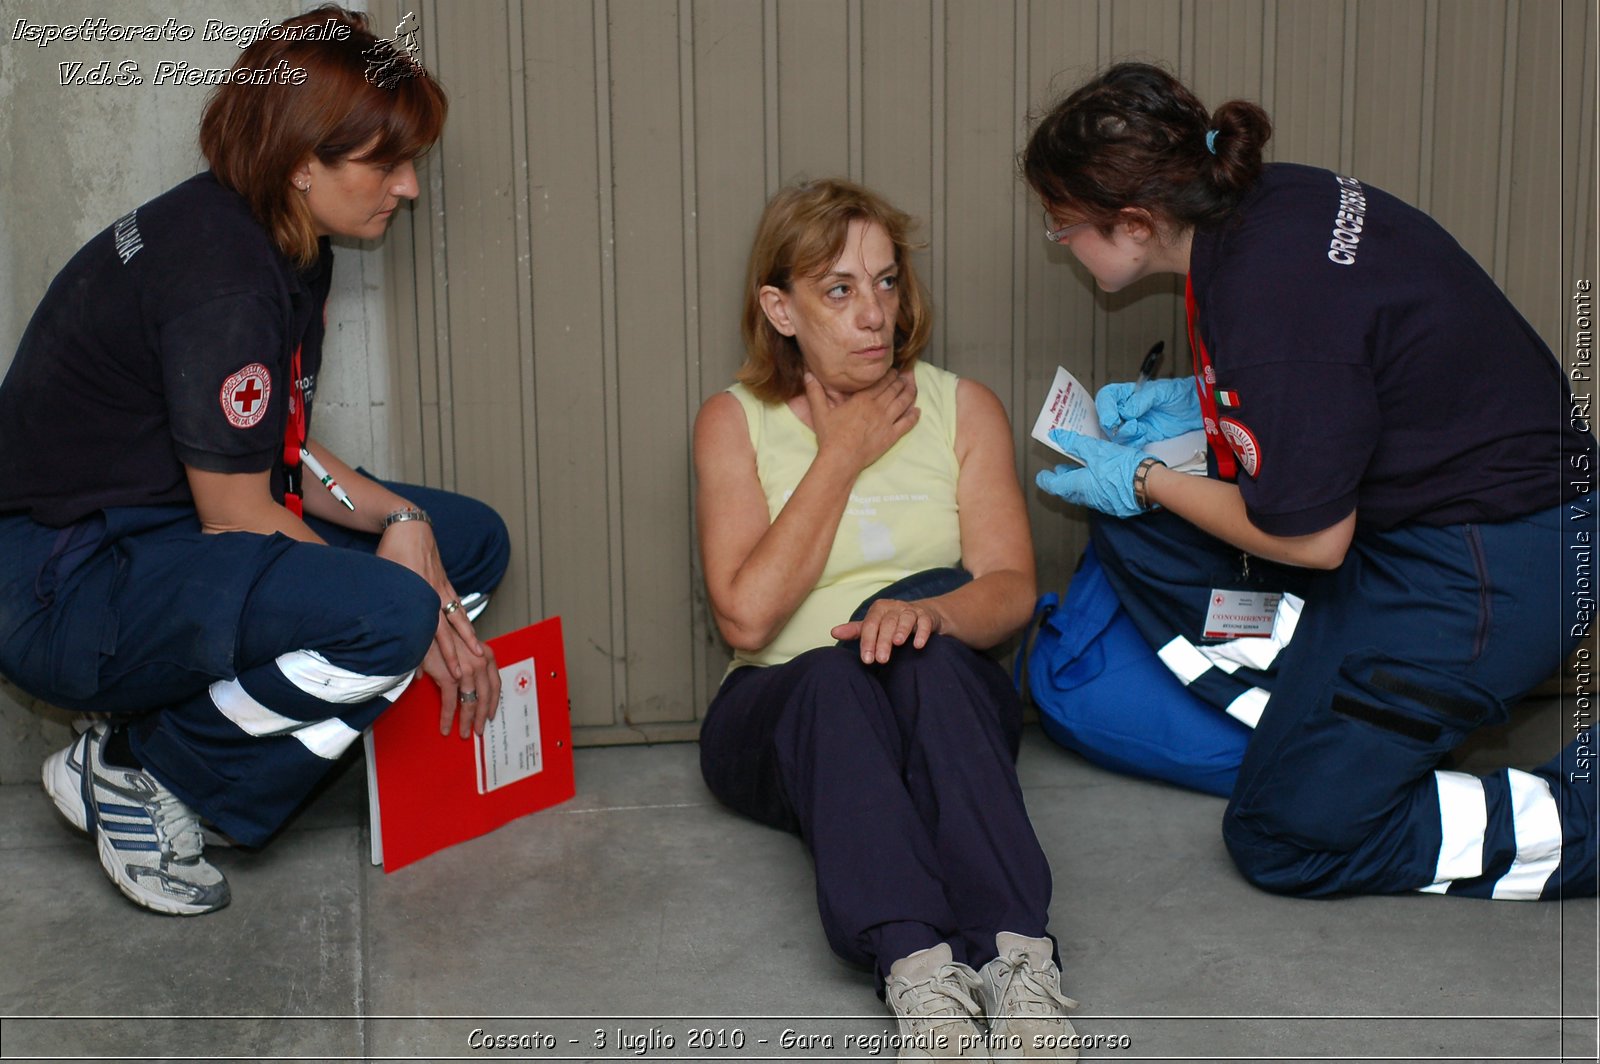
[1133,457,1161,510]
[381,508,430,530]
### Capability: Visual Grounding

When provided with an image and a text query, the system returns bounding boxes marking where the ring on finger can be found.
[442,600,462,616]
[459,690,479,704]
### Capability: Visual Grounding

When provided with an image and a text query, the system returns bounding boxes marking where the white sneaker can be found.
[978,933,1080,1060]
[884,943,991,1061]
[43,724,230,916]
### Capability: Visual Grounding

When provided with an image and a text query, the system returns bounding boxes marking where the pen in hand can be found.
[299,446,356,511]
[1109,340,1166,434]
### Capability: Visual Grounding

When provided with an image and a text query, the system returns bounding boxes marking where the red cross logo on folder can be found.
[221,363,272,428]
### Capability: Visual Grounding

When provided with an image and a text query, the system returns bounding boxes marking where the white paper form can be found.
[474,656,544,794]
[1031,365,1209,473]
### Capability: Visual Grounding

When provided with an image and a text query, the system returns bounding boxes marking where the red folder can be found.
[364,616,575,872]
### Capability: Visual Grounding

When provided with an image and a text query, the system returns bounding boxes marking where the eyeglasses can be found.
[1043,210,1092,243]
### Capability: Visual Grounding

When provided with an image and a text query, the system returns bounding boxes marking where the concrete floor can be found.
[0,700,1594,1063]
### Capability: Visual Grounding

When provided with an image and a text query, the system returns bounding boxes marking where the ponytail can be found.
[1022,63,1272,231]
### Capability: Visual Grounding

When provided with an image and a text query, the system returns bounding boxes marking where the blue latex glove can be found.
[1095,378,1201,448]
[1037,430,1153,518]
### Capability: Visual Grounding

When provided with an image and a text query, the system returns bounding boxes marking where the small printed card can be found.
[1032,365,1210,473]
[474,659,544,794]
[1030,366,1102,459]
[1203,588,1282,639]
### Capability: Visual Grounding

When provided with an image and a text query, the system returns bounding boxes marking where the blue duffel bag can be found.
[1019,543,1249,798]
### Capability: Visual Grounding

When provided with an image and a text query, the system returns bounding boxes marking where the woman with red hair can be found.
[0,6,508,915]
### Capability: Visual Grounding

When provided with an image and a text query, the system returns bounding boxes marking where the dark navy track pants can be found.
[699,635,1055,985]
[1091,499,1595,900]
[0,483,509,846]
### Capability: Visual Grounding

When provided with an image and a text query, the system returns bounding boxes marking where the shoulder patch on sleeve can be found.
[220,363,272,428]
[1218,417,1260,478]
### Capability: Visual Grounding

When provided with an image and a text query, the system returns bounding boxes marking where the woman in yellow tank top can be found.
[693,179,1080,1062]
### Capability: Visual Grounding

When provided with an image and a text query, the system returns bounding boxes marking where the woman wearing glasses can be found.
[694,179,1080,1060]
[1026,63,1594,902]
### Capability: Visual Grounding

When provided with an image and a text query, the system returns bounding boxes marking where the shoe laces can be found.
[889,962,984,1025]
[992,949,1078,1016]
[147,782,205,863]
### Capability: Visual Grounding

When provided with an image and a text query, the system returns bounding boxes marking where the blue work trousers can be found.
[0,483,509,846]
[1091,499,1595,900]
[699,635,1055,986]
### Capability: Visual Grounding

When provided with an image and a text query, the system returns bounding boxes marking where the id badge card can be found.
[1203,588,1281,639]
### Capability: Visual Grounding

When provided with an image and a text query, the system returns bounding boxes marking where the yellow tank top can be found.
[728,362,963,669]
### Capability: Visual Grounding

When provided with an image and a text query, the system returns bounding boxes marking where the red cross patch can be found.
[1218,417,1260,478]
[220,363,272,428]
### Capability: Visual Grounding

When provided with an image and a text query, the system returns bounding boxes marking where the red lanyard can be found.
[1183,273,1237,480]
[281,344,306,517]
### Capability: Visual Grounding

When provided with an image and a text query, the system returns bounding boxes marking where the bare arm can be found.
[297,437,420,533]
[1143,463,1356,569]
[187,444,500,737]
[832,379,1037,661]
[186,465,323,542]
[695,370,919,651]
[186,439,421,539]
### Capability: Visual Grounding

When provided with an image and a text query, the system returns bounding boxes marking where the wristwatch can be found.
[1133,457,1162,510]
[381,508,431,530]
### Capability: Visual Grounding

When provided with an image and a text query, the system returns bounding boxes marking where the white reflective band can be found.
[1423,770,1487,893]
[1197,592,1304,673]
[1491,769,1561,901]
[210,678,360,761]
[277,649,414,704]
[1224,687,1269,728]
[461,592,490,622]
[290,716,362,760]
[380,669,419,703]
[1157,636,1213,685]
[1276,592,1304,640]
[211,678,312,738]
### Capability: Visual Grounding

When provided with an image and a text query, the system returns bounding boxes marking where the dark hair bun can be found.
[1208,99,1273,194]
[1023,62,1273,230]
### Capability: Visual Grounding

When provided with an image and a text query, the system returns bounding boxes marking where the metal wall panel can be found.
[1351,0,1429,206]
[1024,0,1103,597]
[381,0,1587,744]
[943,1,1022,394]
[1272,0,1348,171]
[690,0,769,701]
[610,2,700,730]
[1566,0,1597,299]
[776,0,853,182]
[1505,0,1564,348]
[1430,0,1509,274]
[522,0,626,731]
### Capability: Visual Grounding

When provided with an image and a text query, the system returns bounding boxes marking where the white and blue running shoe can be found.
[42,723,230,916]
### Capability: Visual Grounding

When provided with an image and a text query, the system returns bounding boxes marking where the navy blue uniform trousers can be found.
[699,635,1054,985]
[1091,499,1595,900]
[0,482,509,846]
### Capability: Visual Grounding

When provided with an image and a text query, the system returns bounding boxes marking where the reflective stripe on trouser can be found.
[0,483,511,847]
[1154,591,1302,728]
[1092,501,1595,899]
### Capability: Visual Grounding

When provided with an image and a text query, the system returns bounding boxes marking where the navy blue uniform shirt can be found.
[1189,163,1591,536]
[0,173,333,527]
